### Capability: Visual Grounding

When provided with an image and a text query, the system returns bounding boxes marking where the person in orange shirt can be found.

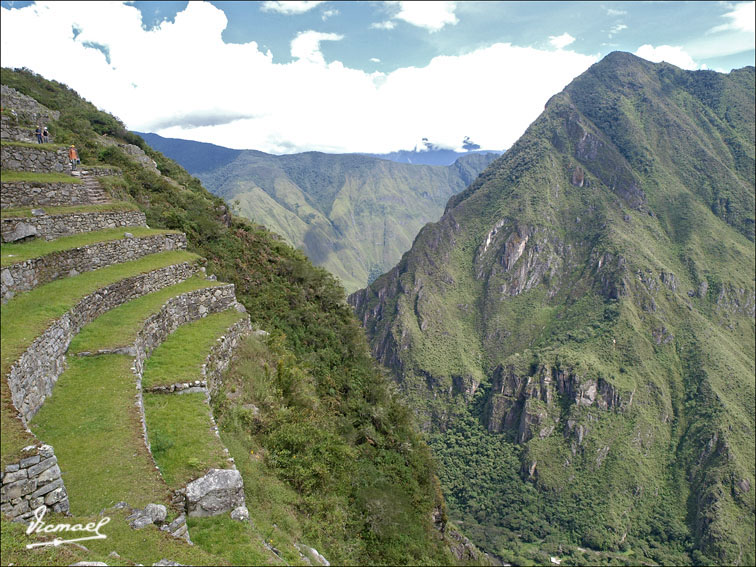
[68,144,79,171]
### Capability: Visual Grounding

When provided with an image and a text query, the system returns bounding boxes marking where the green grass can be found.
[30,355,169,515]
[1,226,175,267]
[144,393,230,488]
[141,309,246,389]
[1,249,198,466]
[187,514,277,566]
[1,502,230,567]
[140,309,246,489]
[69,275,221,354]
[1,202,139,219]
[0,140,66,150]
[0,170,81,183]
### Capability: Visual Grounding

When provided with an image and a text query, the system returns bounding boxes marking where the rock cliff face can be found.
[350,53,755,564]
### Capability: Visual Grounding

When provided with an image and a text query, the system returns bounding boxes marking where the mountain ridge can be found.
[350,52,755,565]
[136,132,499,291]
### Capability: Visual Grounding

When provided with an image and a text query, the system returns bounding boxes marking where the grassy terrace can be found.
[0,249,199,466]
[0,140,67,150]
[1,202,139,219]
[31,355,168,514]
[142,309,245,489]
[2,508,231,567]
[28,289,235,513]
[1,226,174,266]
[69,275,221,354]
[0,170,81,183]
[142,309,246,389]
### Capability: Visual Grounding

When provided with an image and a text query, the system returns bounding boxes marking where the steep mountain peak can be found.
[351,53,754,565]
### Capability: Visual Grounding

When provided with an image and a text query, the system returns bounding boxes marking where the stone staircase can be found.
[76,170,111,204]
[1,93,254,540]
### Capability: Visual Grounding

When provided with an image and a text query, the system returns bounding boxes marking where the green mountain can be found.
[1,68,476,566]
[350,52,755,565]
[139,132,498,293]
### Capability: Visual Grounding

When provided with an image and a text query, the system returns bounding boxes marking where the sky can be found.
[1,1,754,154]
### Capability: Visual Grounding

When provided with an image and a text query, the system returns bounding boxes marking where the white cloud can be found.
[605,7,627,16]
[260,1,325,15]
[370,20,396,30]
[370,57,381,63]
[387,1,458,32]
[634,44,701,70]
[321,8,338,20]
[549,32,575,49]
[290,30,343,64]
[609,23,627,35]
[0,2,597,154]
[709,1,755,34]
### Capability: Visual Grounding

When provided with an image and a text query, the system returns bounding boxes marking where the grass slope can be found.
[2,67,458,565]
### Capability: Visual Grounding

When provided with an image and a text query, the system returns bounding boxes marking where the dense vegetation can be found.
[141,131,498,292]
[1,67,462,565]
[351,52,755,565]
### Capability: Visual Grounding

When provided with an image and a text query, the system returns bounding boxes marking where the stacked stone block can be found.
[1,210,148,242]
[0,444,69,521]
[0,144,69,173]
[1,233,187,302]
[6,262,197,424]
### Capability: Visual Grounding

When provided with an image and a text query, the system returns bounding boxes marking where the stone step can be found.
[1,209,148,242]
[1,231,187,302]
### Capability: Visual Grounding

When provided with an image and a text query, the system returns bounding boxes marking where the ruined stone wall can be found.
[5,262,197,424]
[132,285,239,378]
[1,180,90,208]
[1,210,147,242]
[1,233,187,302]
[1,85,60,126]
[204,316,252,393]
[0,144,68,173]
[0,444,69,522]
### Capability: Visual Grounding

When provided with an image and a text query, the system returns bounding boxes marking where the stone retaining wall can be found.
[1,233,187,303]
[1,210,147,242]
[6,262,197,424]
[1,119,42,144]
[1,180,89,209]
[1,144,69,173]
[83,166,119,177]
[0,444,69,522]
[204,316,252,393]
[131,285,239,455]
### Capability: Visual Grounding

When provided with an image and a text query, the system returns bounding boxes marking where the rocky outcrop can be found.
[184,469,245,517]
[1,210,147,242]
[1,85,60,128]
[485,361,628,443]
[0,444,69,521]
[5,261,197,424]
[1,233,186,302]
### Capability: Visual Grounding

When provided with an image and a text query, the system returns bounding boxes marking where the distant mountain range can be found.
[136,132,500,292]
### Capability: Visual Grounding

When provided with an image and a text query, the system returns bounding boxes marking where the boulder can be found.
[185,469,244,517]
[4,221,37,242]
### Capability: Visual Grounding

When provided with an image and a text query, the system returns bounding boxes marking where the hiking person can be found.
[68,144,79,171]
[35,126,42,144]
[43,127,49,143]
